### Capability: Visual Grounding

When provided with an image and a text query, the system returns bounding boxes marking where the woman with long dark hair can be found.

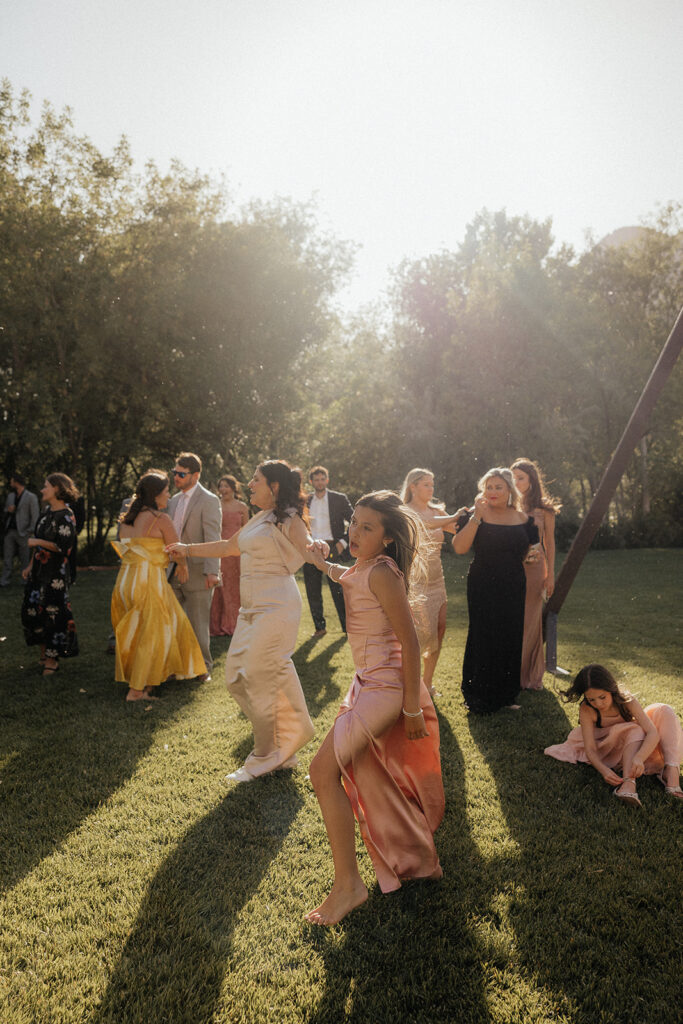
[545,664,683,806]
[511,458,561,690]
[167,460,328,782]
[210,475,249,637]
[111,470,205,701]
[22,473,80,675]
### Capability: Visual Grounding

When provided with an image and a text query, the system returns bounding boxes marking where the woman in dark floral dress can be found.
[22,473,80,674]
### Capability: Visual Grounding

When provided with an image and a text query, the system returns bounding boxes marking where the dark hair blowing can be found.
[562,663,633,726]
[511,458,561,516]
[47,473,79,503]
[258,460,307,524]
[355,490,428,593]
[122,471,169,525]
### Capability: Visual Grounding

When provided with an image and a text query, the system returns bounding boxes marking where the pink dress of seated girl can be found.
[210,506,244,636]
[545,703,683,772]
[334,555,445,893]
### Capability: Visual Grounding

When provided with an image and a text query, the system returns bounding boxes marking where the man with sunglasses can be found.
[167,452,221,680]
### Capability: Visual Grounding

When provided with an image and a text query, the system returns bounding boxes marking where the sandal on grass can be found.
[614,781,641,808]
[42,664,59,676]
[656,769,683,800]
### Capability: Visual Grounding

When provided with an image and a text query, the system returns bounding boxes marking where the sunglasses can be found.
[173,470,190,478]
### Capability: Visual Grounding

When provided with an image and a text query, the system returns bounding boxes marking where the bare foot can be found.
[126,688,149,702]
[142,686,160,700]
[305,880,368,926]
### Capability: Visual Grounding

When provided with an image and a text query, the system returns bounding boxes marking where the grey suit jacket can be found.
[10,489,40,538]
[167,482,221,590]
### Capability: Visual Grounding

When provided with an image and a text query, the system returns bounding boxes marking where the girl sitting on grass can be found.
[305,491,445,926]
[545,664,683,807]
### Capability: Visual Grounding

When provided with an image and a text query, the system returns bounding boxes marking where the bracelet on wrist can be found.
[402,707,424,718]
[472,515,482,525]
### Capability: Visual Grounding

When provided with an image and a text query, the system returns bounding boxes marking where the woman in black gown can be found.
[22,473,80,675]
[453,468,540,714]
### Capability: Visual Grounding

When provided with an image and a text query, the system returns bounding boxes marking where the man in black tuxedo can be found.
[304,466,353,637]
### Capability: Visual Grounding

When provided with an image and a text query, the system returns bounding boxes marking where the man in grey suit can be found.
[167,452,222,680]
[1,473,40,586]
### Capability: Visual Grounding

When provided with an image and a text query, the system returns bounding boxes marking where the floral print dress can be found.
[22,508,79,660]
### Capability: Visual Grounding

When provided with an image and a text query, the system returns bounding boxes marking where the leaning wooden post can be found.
[545,306,683,671]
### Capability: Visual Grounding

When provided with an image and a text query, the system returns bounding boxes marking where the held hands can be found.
[473,494,487,518]
[306,539,329,570]
[164,542,187,559]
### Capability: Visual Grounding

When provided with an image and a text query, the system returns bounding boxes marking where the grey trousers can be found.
[1,530,30,585]
[171,584,213,672]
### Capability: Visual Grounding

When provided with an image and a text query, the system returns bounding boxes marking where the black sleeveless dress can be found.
[457,512,539,714]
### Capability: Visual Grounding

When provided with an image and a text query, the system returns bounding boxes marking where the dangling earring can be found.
[508,493,513,506]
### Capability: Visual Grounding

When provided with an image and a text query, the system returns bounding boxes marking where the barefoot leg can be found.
[305,729,368,926]
[422,603,446,696]
[126,688,148,702]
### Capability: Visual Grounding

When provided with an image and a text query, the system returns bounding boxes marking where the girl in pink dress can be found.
[545,664,683,806]
[210,476,249,637]
[305,491,445,926]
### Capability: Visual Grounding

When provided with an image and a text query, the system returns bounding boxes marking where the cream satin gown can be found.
[225,509,314,776]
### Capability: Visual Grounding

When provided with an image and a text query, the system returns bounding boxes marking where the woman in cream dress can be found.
[112,471,205,701]
[401,468,464,697]
[167,460,327,782]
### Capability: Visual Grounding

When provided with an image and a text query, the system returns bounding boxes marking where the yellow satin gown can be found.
[111,537,205,691]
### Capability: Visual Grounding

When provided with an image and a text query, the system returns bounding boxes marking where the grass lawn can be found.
[0,549,681,1024]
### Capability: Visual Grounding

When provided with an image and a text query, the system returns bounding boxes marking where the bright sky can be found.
[2,0,682,309]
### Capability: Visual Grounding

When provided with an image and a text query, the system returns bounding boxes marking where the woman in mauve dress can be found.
[210,475,248,637]
[305,491,445,927]
[511,458,561,690]
[545,663,683,807]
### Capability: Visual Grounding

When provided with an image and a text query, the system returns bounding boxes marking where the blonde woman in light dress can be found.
[112,471,205,702]
[167,460,328,783]
[401,468,465,697]
[510,458,561,690]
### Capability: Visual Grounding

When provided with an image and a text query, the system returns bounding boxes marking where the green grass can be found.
[0,550,681,1024]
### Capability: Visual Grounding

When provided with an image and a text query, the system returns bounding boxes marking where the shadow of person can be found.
[302,708,492,1024]
[296,635,347,718]
[0,675,200,897]
[91,776,303,1024]
[466,688,681,1023]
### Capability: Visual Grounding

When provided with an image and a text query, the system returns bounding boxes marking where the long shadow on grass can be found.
[467,689,682,1024]
[0,675,199,896]
[91,775,303,1024]
[296,635,347,717]
[303,709,492,1024]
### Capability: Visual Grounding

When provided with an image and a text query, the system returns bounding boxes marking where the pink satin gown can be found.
[335,555,445,893]
[545,703,683,772]
[210,506,244,636]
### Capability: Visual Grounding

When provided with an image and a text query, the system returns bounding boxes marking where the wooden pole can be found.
[545,306,683,670]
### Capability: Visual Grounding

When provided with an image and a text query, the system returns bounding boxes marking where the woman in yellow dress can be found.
[111,470,205,701]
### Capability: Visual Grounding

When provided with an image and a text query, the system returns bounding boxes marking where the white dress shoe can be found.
[225,766,255,784]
